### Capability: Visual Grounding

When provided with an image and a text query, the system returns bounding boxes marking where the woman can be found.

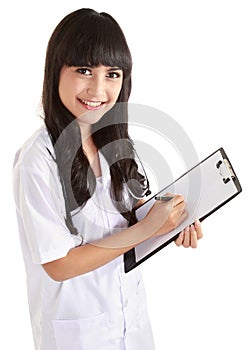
[13,8,202,350]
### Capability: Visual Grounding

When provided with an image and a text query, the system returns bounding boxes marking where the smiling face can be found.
[58,65,123,125]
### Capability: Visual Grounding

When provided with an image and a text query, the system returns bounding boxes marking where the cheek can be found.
[111,81,123,101]
[58,78,78,105]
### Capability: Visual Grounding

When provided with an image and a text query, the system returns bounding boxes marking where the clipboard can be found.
[124,147,242,273]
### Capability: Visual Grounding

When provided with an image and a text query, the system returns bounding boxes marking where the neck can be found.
[77,120,101,178]
[81,131,101,178]
[78,121,92,143]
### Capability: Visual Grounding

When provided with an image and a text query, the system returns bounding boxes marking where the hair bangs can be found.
[64,12,132,75]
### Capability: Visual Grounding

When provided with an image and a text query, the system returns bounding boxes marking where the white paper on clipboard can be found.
[124,148,242,272]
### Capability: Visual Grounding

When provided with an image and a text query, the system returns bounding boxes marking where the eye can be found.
[76,68,92,76]
[107,71,121,79]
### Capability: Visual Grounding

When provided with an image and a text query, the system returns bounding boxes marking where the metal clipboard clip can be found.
[216,158,236,184]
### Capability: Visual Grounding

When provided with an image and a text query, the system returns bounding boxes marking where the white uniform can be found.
[13,125,155,350]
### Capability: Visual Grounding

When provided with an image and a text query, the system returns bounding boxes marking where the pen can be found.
[155,196,173,202]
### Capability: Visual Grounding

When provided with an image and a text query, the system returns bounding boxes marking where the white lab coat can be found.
[13,126,155,350]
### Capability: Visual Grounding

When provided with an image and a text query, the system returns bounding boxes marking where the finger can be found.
[176,209,188,227]
[175,230,184,246]
[190,224,198,248]
[194,219,203,239]
[172,194,185,207]
[174,201,186,218]
[182,226,190,248]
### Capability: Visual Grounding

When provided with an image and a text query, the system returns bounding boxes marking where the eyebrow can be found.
[77,65,122,71]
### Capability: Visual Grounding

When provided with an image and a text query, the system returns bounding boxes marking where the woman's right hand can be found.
[143,194,187,237]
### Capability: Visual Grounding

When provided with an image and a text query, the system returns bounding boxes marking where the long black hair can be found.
[42,8,148,232]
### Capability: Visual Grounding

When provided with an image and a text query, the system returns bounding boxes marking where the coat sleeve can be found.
[13,151,82,265]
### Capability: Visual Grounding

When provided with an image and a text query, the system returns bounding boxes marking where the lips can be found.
[78,98,104,109]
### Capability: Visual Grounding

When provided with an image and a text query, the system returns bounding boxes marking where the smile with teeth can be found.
[79,99,103,107]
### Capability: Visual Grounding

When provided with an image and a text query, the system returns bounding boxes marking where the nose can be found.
[87,75,106,100]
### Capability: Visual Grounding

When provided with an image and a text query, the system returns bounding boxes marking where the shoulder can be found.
[13,125,54,171]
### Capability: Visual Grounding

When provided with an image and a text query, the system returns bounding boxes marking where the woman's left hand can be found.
[175,219,203,248]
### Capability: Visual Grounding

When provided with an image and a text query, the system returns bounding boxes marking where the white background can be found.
[1,0,250,349]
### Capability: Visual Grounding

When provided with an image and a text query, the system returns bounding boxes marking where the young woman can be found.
[13,8,203,350]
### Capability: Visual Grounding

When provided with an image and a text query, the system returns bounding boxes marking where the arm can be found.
[43,194,186,281]
[43,220,152,281]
